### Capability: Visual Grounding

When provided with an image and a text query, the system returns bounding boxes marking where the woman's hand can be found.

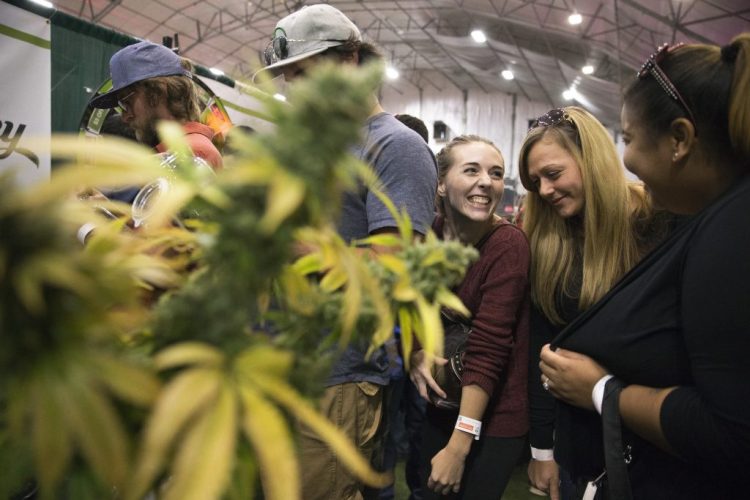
[527,459,560,500]
[409,349,448,401]
[427,441,468,495]
[539,344,608,410]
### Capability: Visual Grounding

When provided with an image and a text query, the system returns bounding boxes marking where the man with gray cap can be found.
[91,41,222,171]
[258,4,437,500]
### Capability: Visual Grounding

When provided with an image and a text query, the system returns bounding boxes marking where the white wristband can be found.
[77,223,97,245]
[530,447,554,461]
[592,374,614,415]
[455,415,482,440]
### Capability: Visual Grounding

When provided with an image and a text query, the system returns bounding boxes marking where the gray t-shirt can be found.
[327,112,437,387]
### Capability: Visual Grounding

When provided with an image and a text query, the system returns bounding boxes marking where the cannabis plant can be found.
[0,62,477,500]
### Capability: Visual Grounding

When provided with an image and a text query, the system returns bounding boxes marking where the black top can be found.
[552,175,750,498]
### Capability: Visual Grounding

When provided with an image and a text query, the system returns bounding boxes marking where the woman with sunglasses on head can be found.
[518,106,670,499]
[538,34,750,499]
[409,135,531,499]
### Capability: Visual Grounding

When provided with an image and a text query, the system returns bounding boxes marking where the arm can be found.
[365,129,437,238]
[427,227,530,493]
[427,384,489,495]
[527,306,561,500]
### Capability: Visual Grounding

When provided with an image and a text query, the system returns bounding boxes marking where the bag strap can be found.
[602,377,633,500]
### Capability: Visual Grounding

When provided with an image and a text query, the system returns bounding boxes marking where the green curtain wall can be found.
[4,0,234,134]
[51,19,131,133]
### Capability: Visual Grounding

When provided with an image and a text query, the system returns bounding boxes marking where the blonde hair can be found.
[519,106,641,324]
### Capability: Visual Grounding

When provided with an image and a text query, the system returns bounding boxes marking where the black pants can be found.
[419,409,525,500]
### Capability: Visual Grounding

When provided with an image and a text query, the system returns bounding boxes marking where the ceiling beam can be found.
[620,0,713,43]
[93,0,123,24]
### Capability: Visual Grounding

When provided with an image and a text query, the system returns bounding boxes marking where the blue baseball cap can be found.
[90,41,191,109]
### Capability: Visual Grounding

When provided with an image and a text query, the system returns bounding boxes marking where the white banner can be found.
[0,3,51,188]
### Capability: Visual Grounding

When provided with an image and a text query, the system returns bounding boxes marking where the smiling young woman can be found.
[409,135,531,499]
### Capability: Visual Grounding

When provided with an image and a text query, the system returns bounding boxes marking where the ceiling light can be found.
[386,66,400,80]
[582,65,594,75]
[470,30,487,43]
[29,0,54,7]
[273,93,286,102]
[209,67,224,76]
[562,88,575,100]
[501,70,514,80]
[568,13,583,25]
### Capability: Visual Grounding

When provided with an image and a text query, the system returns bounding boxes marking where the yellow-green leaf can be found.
[163,383,238,500]
[398,307,414,370]
[377,254,408,276]
[415,297,443,358]
[127,368,222,500]
[392,279,418,302]
[398,207,414,242]
[259,175,306,233]
[154,342,225,370]
[238,385,299,500]
[57,373,129,488]
[291,253,323,275]
[156,121,193,167]
[254,375,390,488]
[234,345,294,380]
[31,376,72,494]
[435,286,470,317]
[354,233,402,248]
[421,248,446,267]
[319,266,348,292]
[91,354,161,407]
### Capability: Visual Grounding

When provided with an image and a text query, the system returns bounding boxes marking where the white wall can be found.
[381,85,627,190]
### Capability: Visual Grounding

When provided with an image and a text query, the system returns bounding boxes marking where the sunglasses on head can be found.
[530,108,571,130]
[263,34,349,66]
[637,43,697,129]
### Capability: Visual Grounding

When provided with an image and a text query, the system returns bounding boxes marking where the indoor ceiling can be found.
[52,0,750,126]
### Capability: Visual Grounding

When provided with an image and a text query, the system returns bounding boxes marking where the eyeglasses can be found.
[117,91,135,112]
[530,108,571,130]
[263,34,348,66]
[637,43,696,128]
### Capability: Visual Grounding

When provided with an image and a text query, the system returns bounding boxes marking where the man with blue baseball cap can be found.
[91,41,222,171]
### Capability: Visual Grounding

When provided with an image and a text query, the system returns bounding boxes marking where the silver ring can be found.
[542,379,550,391]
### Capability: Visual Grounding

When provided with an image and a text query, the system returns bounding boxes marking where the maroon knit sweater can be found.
[434,217,530,438]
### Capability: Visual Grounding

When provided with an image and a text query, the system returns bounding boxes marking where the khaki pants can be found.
[299,381,384,500]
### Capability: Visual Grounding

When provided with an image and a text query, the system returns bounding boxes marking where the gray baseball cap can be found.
[258,4,361,76]
[90,41,190,109]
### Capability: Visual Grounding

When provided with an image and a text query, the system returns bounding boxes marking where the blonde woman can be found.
[519,106,667,499]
